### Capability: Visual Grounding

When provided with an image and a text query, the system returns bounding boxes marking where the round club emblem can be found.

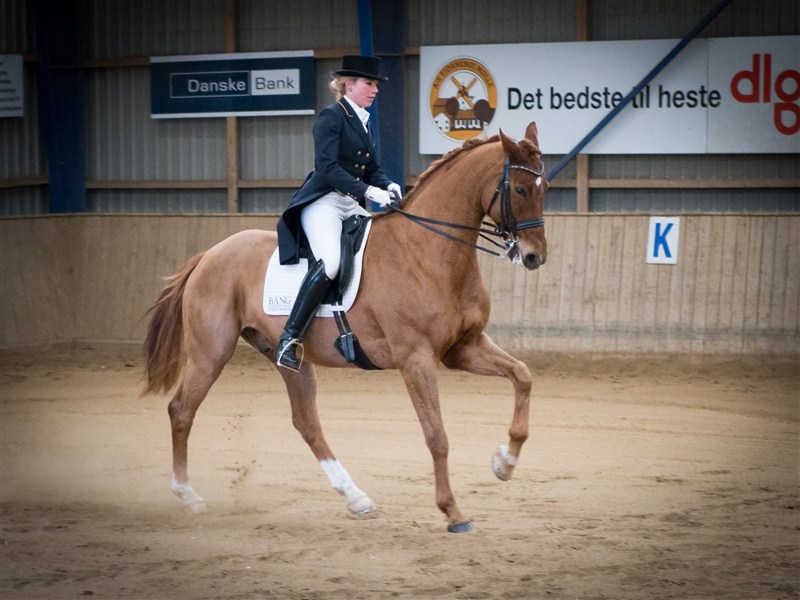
[428,58,497,142]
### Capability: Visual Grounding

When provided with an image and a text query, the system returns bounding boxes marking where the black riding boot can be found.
[275,259,333,372]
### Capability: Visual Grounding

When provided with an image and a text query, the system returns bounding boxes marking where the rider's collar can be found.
[343,96,370,131]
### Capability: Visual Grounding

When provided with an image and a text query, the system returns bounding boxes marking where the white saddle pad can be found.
[263,219,371,316]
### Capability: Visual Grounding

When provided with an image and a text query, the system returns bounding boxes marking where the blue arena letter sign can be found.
[646,216,680,264]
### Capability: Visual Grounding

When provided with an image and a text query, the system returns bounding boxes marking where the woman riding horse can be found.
[143,120,548,532]
[275,55,402,371]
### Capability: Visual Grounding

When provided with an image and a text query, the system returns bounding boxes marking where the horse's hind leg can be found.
[278,362,375,517]
[443,332,532,482]
[169,337,236,512]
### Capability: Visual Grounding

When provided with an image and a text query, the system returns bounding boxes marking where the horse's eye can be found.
[515,186,526,195]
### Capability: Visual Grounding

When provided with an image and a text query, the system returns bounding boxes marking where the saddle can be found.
[324,214,370,303]
[322,215,380,371]
[263,214,380,370]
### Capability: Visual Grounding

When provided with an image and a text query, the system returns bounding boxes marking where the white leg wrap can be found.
[491,444,518,481]
[498,444,518,465]
[319,459,374,514]
[171,474,207,512]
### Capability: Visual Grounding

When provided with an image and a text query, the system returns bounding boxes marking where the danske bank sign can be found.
[151,51,314,118]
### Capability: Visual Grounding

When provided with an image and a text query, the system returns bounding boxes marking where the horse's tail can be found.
[142,252,205,395]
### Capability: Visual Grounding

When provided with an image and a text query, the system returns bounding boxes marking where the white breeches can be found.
[300,191,370,279]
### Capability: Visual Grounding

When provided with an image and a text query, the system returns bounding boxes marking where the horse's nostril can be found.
[524,253,542,270]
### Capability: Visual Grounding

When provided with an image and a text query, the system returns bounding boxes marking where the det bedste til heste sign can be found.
[419,36,799,155]
[150,51,315,118]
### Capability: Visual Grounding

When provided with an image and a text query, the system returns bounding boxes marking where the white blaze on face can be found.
[535,176,542,187]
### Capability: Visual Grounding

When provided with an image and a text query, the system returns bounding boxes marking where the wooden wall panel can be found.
[478,214,798,357]
[1,215,797,357]
[0,218,77,346]
[68,215,281,343]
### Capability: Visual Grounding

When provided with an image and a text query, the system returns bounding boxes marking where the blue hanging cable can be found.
[357,0,374,56]
[547,0,733,182]
[357,0,384,210]
[357,0,377,132]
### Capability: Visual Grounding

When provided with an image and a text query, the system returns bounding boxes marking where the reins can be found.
[385,158,545,259]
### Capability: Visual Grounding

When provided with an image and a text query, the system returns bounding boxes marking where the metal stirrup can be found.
[276,337,304,370]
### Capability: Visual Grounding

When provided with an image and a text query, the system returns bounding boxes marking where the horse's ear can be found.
[524,122,540,147]
[499,128,518,157]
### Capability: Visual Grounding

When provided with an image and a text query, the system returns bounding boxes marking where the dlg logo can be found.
[730,53,799,135]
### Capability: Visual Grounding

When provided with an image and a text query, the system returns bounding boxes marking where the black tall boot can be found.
[275,259,333,372]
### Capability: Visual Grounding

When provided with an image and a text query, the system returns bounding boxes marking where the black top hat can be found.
[334,55,388,81]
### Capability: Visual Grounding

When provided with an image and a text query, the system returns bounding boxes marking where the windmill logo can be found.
[428,57,497,142]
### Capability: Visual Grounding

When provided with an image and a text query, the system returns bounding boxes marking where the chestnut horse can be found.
[143,122,548,533]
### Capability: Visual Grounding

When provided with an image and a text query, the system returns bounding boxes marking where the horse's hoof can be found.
[184,501,208,514]
[348,509,378,521]
[347,495,377,519]
[492,445,516,481]
[447,520,475,533]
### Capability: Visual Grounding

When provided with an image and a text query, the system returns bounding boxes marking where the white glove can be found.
[388,182,403,200]
[365,186,393,207]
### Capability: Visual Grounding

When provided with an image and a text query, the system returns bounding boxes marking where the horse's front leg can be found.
[443,332,532,482]
[399,354,473,533]
[278,362,375,517]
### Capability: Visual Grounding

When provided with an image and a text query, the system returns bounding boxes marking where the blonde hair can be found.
[329,75,357,101]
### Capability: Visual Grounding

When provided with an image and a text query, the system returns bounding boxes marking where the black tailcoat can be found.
[277,100,392,265]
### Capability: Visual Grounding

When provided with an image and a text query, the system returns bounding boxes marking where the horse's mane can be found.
[371,136,500,219]
[393,133,542,209]
[414,134,501,191]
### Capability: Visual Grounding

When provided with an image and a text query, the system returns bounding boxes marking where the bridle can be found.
[385,157,545,260]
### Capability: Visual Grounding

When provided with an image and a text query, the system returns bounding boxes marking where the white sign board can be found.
[419,36,799,155]
[647,217,680,265]
[0,55,24,118]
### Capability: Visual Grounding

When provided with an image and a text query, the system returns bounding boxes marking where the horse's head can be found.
[488,122,548,271]
[394,122,548,270]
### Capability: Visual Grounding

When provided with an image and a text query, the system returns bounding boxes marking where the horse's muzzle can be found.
[522,252,544,270]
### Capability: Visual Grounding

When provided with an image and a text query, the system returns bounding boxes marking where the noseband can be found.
[386,157,545,259]
[485,158,545,256]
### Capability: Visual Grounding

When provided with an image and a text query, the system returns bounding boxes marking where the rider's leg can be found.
[275,193,370,371]
[300,195,346,280]
[275,197,343,371]
[275,258,333,372]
